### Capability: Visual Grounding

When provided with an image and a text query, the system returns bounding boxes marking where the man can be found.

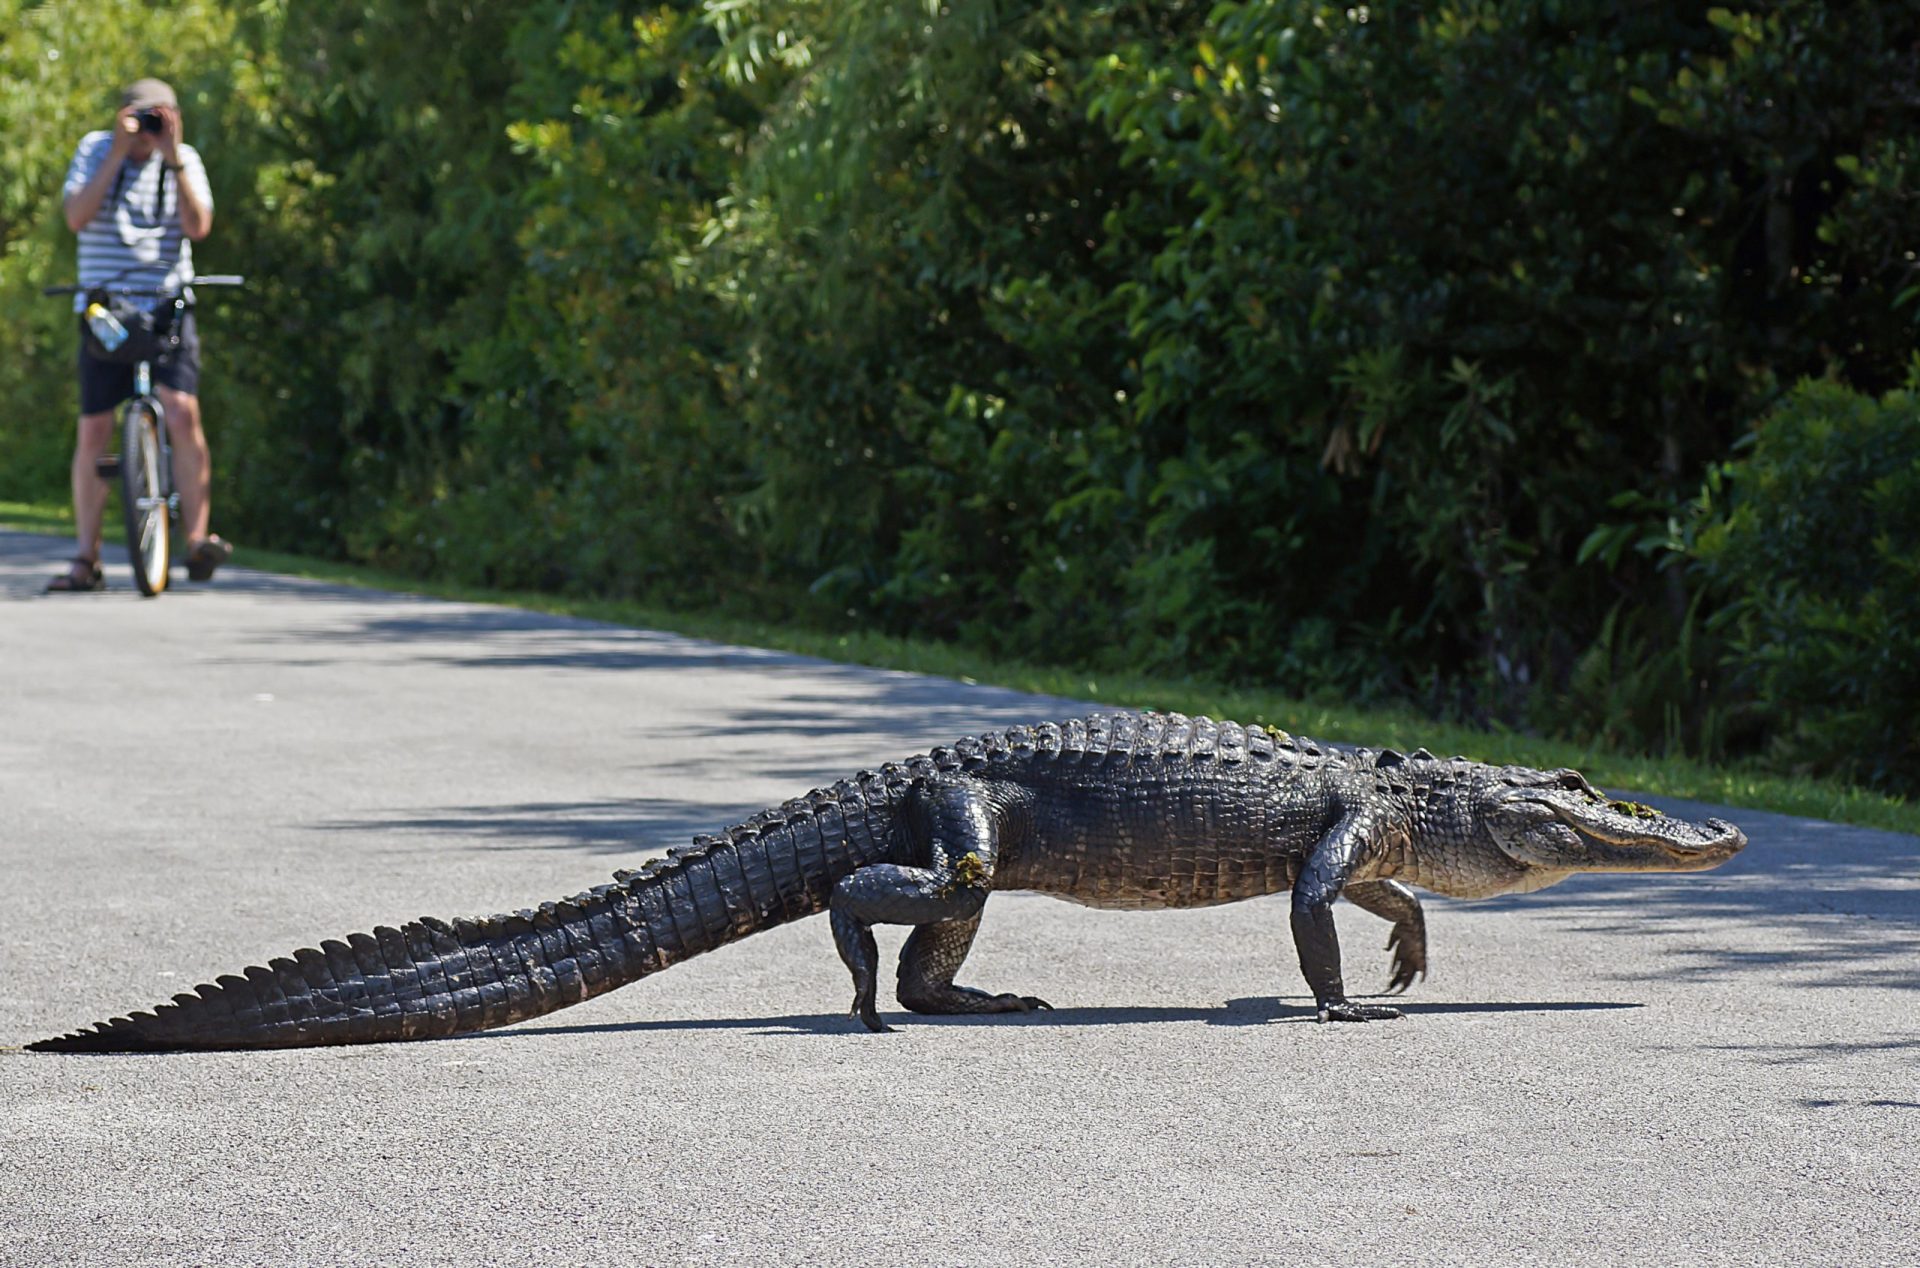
[50,77,229,591]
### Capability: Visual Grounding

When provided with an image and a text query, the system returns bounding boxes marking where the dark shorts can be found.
[76,310,200,416]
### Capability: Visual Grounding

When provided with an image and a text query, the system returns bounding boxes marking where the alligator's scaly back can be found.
[28,765,920,1052]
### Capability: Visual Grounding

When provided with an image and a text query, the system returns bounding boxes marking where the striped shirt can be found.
[62,131,213,313]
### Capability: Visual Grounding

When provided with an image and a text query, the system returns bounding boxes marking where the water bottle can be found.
[84,301,128,353]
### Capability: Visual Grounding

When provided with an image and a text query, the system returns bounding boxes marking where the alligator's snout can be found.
[1640,814,1746,870]
[1694,818,1748,858]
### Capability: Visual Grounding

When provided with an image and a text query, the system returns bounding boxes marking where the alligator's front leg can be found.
[1293,811,1406,1022]
[1343,879,1428,994]
[830,781,1045,1032]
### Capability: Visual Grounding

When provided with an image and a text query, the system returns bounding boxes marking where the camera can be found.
[137,109,164,134]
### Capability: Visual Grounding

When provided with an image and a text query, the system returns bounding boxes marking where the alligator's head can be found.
[1476,768,1747,891]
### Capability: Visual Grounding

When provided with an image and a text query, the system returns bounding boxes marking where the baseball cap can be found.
[122,78,178,111]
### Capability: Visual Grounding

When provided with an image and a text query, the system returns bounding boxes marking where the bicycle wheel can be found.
[119,399,170,596]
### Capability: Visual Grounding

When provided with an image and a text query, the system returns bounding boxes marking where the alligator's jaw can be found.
[1485,786,1748,880]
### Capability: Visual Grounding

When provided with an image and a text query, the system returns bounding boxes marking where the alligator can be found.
[29,712,1746,1052]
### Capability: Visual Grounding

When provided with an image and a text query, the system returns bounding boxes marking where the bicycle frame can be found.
[127,359,176,519]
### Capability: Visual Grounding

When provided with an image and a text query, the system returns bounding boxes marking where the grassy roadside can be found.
[6,497,1914,836]
[0,500,67,535]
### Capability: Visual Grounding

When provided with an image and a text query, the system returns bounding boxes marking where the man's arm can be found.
[63,111,137,233]
[155,106,213,241]
[172,166,213,241]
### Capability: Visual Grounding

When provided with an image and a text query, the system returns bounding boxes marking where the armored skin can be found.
[29,712,1746,1051]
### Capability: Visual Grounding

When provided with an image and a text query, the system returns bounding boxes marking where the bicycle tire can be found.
[119,399,170,596]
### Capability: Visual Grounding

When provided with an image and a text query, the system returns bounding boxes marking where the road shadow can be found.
[243,601,1089,766]
[1798,1099,1920,1110]
[1685,1036,1920,1065]
[181,572,1084,717]
[317,798,746,858]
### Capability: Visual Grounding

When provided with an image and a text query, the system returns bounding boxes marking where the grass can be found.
[6,497,1914,836]
[0,499,69,535]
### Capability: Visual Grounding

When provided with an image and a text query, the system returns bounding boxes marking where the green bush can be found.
[3,1,1917,787]
[699,0,1920,736]
[1696,378,1920,793]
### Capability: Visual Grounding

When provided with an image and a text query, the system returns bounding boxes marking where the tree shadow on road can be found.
[1683,1036,1920,1065]
[1455,801,1920,994]
[1798,1098,1920,1109]
[316,798,750,858]
[197,586,1086,730]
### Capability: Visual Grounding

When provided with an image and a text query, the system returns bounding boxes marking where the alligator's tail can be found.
[30,794,890,1053]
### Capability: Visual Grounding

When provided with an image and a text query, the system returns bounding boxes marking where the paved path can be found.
[1,528,1916,1266]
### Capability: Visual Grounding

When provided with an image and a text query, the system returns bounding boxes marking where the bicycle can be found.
[44,275,243,595]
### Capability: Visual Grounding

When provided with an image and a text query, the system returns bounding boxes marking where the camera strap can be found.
[109,156,169,224]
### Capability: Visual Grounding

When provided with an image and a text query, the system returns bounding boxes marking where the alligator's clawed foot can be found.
[1317,1001,1404,1023]
[991,993,1053,1014]
[851,997,895,1034]
[851,972,893,1033]
[1382,924,1427,996]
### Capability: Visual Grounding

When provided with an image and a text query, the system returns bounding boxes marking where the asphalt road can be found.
[1,528,1916,1267]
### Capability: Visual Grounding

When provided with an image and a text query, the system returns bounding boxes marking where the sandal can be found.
[47,557,105,593]
[186,535,233,582]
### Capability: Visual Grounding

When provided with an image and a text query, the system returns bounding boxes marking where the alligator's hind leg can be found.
[1343,879,1428,994]
[897,913,1051,1018]
[830,780,1041,1033]
[830,867,987,1033]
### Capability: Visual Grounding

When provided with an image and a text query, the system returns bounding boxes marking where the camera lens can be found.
[137,110,163,133]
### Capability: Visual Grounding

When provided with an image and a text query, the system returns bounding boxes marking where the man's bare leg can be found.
[156,386,210,545]
[62,410,116,580]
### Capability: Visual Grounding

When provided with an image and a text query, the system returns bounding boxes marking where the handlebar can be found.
[43,275,245,297]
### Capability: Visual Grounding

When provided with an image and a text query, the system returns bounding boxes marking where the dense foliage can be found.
[2,1,1915,791]
[1697,380,1920,792]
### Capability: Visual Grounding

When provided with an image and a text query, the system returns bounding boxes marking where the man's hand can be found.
[152,104,183,165]
[109,105,141,156]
